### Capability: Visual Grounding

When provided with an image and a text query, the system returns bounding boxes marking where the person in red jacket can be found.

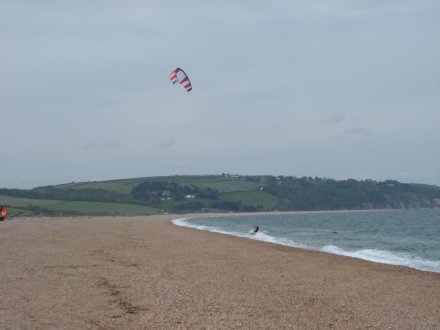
[0,206,8,221]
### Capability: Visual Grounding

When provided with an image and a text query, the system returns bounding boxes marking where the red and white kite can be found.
[169,68,192,92]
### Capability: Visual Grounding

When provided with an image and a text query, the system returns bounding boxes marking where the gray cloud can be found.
[325,114,346,124]
[158,139,175,149]
[84,140,123,150]
[344,128,370,135]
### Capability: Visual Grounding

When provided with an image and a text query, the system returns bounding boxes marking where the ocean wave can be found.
[172,218,248,238]
[321,245,440,273]
[172,218,310,249]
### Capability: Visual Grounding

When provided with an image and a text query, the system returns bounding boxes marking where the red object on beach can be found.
[0,206,8,220]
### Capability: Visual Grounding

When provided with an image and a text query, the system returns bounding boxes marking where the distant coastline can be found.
[1,175,439,217]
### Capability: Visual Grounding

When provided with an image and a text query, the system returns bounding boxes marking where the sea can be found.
[173,209,440,273]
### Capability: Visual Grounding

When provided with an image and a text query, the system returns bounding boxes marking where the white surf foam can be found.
[172,218,309,249]
[250,231,310,249]
[172,218,249,238]
[321,245,440,273]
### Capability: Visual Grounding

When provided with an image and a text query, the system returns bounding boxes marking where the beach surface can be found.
[0,214,439,329]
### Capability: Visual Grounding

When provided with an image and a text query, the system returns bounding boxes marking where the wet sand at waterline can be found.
[0,215,439,329]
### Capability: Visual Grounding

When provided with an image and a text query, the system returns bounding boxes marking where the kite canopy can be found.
[169,68,192,92]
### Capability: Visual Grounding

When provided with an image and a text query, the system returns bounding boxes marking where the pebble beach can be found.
[0,214,439,329]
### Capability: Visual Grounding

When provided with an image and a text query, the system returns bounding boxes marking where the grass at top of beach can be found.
[0,195,160,217]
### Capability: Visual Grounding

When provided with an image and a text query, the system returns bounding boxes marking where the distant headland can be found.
[1,175,439,217]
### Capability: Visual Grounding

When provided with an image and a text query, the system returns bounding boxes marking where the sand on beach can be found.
[0,214,439,329]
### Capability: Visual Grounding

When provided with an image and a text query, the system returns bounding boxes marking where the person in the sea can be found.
[251,225,259,235]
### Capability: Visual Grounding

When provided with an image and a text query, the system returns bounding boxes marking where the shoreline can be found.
[1,214,439,328]
[173,210,440,274]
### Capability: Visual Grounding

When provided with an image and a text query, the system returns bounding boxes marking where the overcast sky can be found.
[1,0,439,188]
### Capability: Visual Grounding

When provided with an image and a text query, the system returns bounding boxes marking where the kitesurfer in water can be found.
[251,225,259,235]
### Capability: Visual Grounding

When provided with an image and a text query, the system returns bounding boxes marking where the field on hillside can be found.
[1,175,265,216]
[0,195,160,217]
[58,176,262,194]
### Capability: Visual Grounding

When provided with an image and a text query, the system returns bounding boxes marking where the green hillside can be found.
[1,175,439,217]
[0,195,160,217]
